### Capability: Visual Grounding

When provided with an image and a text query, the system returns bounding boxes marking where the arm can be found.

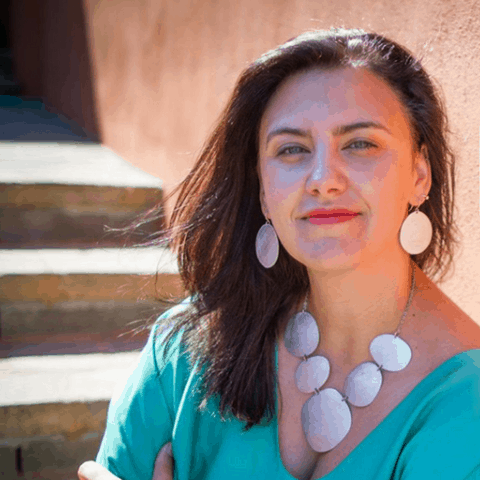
[78,443,174,480]
[94,323,175,478]
[94,298,195,480]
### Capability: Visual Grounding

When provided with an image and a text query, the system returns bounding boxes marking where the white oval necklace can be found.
[283,265,416,453]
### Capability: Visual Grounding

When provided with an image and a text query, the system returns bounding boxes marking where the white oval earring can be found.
[255,220,279,268]
[399,194,432,255]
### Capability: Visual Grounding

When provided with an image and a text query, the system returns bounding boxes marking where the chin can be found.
[291,245,364,273]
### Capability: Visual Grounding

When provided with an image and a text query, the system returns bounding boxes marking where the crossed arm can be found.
[78,443,174,480]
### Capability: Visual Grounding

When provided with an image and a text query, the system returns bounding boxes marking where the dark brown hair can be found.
[156,28,457,430]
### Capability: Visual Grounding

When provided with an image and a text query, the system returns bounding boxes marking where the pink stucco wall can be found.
[81,0,480,320]
[81,1,479,198]
[10,0,480,321]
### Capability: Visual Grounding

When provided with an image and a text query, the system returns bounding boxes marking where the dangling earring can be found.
[399,194,432,255]
[255,219,279,268]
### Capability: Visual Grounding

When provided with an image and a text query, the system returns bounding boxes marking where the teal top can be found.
[96,304,480,480]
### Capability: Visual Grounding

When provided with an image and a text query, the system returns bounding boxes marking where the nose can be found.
[305,147,348,197]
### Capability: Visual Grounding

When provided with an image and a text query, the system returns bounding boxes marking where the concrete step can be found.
[0,301,159,345]
[1,349,142,478]
[0,140,166,248]
[0,247,178,275]
[0,85,174,479]
[0,247,183,344]
[0,327,150,358]
[0,184,164,248]
[0,142,163,188]
[0,351,141,406]
[0,438,102,480]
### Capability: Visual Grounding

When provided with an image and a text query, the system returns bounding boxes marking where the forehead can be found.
[259,67,413,143]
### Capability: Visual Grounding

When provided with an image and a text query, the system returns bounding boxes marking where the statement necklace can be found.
[284,266,416,452]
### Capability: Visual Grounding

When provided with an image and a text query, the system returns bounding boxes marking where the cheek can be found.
[262,163,304,210]
[363,159,411,235]
[354,155,407,202]
[354,160,392,193]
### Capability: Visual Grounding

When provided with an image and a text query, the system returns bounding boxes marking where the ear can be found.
[410,145,432,205]
[258,183,270,219]
[257,164,270,219]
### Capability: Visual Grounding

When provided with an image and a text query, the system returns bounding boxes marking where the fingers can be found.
[77,461,122,480]
[153,442,174,480]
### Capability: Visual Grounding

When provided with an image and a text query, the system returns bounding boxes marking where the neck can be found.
[306,255,416,370]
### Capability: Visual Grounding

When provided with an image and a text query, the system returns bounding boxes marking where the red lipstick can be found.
[307,209,359,225]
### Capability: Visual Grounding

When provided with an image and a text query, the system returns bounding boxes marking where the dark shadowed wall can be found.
[11,0,99,138]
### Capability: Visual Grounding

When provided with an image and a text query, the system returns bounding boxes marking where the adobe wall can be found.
[82,0,480,321]
[10,0,480,321]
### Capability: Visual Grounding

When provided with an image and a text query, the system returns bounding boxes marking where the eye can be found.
[277,145,309,156]
[344,140,377,151]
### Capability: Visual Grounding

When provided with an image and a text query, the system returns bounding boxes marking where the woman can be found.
[79,28,480,480]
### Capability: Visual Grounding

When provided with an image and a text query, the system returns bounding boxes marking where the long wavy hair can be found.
[152,28,457,430]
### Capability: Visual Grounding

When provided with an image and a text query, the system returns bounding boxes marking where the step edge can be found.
[0,351,142,407]
[0,247,179,275]
[0,143,164,188]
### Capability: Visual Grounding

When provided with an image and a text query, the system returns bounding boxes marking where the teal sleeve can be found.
[95,310,185,480]
[396,367,480,480]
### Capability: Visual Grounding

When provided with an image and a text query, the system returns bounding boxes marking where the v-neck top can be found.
[96,304,480,480]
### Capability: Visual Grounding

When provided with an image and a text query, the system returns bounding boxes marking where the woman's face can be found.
[257,67,431,272]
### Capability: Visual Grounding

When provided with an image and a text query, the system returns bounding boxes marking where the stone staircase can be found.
[0,97,183,479]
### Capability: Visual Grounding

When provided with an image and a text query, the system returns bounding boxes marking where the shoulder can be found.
[406,267,480,370]
[105,298,197,421]
[152,299,195,350]
[150,297,200,375]
[395,350,480,479]
[154,297,194,336]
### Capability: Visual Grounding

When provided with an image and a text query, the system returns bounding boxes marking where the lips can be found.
[306,209,360,225]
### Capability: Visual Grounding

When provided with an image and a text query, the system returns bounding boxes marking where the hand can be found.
[78,442,174,480]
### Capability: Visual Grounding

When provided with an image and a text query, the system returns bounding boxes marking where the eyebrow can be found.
[331,121,391,136]
[265,121,391,145]
[265,127,309,145]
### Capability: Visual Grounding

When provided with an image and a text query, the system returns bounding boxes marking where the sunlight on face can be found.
[257,67,428,273]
